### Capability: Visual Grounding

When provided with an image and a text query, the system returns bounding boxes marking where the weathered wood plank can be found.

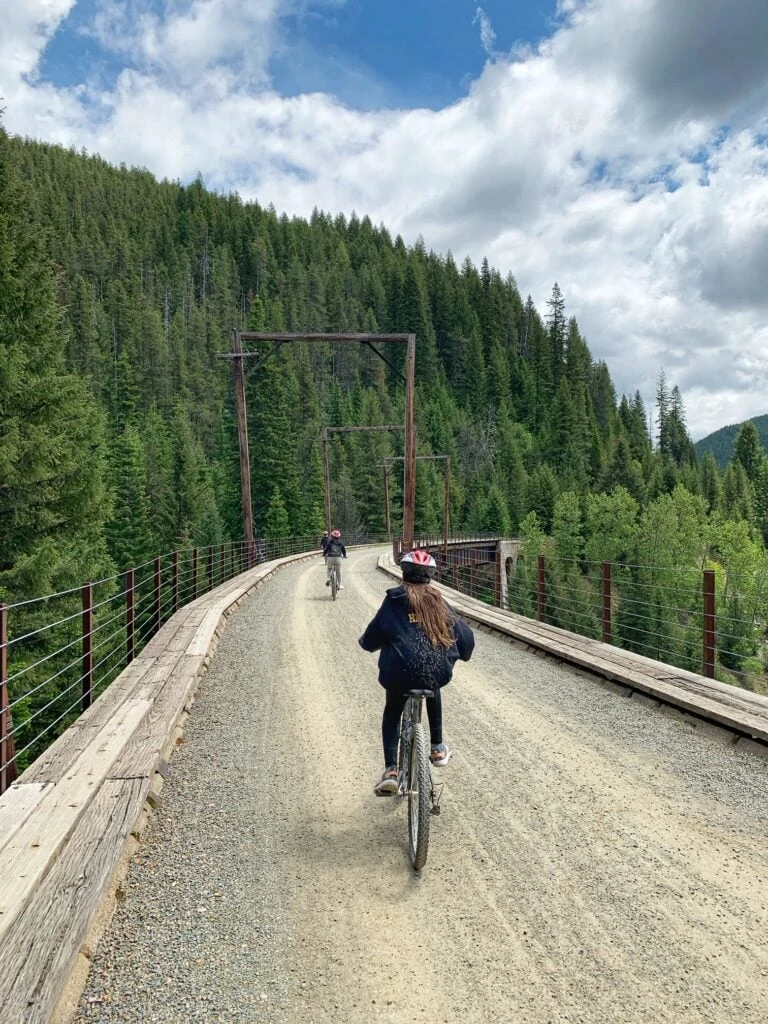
[463,603,768,723]
[0,697,151,943]
[18,659,160,786]
[465,603,768,710]
[0,783,52,854]
[132,651,188,702]
[184,606,225,657]
[464,603,768,699]
[0,777,147,1024]
[110,656,201,780]
[462,605,768,738]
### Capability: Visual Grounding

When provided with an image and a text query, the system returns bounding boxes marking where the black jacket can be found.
[359,585,474,690]
[324,538,346,558]
[320,536,331,554]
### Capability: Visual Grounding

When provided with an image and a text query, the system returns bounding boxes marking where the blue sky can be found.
[39,1,559,108]
[271,1,559,108]
[4,0,768,438]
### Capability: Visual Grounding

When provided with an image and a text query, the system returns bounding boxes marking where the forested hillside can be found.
[695,415,768,469]
[3,122,768,686]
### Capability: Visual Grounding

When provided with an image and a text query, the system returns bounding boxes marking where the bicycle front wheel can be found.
[408,721,431,871]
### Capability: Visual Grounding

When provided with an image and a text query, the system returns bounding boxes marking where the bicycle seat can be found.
[406,688,436,698]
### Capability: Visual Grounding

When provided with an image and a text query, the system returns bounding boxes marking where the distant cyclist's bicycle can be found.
[396,690,442,871]
[328,564,340,601]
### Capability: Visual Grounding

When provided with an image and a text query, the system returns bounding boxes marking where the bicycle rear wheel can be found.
[331,569,338,600]
[408,721,431,870]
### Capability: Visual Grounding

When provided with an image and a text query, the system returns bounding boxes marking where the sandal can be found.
[374,767,399,797]
[430,744,451,767]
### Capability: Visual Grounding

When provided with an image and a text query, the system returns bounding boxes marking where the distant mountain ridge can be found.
[695,414,768,469]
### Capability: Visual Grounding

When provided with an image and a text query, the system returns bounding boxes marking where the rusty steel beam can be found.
[403,334,416,551]
[231,332,412,344]
[82,583,93,711]
[322,434,332,534]
[232,330,254,545]
[323,425,404,437]
[703,569,716,678]
[0,602,17,794]
[383,465,391,537]
[602,561,612,645]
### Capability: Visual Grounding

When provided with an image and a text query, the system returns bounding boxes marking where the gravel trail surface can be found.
[74,549,768,1024]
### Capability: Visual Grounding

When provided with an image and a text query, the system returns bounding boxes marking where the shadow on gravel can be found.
[283,803,441,883]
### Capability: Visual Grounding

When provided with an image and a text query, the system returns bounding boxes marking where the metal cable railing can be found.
[2,533,377,792]
[416,542,768,694]
[7,533,763,794]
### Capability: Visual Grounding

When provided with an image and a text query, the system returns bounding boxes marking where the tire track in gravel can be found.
[73,549,768,1024]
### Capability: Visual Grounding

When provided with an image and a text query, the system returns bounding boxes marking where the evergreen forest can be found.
[695,414,768,470]
[3,124,768,695]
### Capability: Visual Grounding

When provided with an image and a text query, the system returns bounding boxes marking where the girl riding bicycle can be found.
[359,549,475,795]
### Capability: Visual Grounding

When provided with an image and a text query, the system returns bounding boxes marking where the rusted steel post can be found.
[126,569,136,664]
[152,556,162,636]
[444,457,451,562]
[192,548,198,600]
[494,548,502,608]
[220,543,225,585]
[537,555,546,622]
[393,537,401,564]
[602,561,612,644]
[207,546,214,591]
[402,333,417,551]
[82,583,94,711]
[229,540,235,579]
[703,569,716,678]
[322,432,332,534]
[0,603,17,793]
[233,330,255,547]
[383,466,391,539]
[172,550,179,614]
[470,549,477,597]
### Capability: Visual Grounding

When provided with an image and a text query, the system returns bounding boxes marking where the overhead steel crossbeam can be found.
[322,425,405,534]
[216,331,417,552]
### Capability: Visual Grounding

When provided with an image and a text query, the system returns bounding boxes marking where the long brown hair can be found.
[404,582,455,648]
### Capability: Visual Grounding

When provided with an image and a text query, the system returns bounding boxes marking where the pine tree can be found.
[546,283,567,383]
[700,451,723,514]
[733,421,765,486]
[264,488,291,537]
[0,126,112,597]
[106,425,153,570]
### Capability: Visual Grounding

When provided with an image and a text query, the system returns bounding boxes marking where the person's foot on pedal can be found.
[325,579,330,586]
[430,743,451,767]
[339,584,344,590]
[374,767,398,796]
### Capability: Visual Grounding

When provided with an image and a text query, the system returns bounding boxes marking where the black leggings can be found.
[382,688,442,768]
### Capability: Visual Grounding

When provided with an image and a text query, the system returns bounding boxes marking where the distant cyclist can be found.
[320,530,330,555]
[358,549,475,795]
[324,529,347,590]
